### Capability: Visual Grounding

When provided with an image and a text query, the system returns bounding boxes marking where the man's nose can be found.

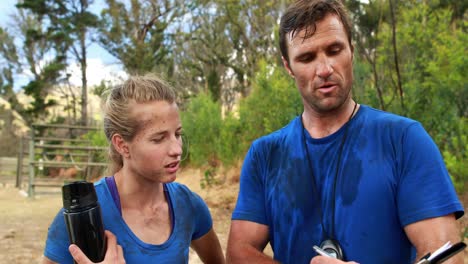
[316,56,334,79]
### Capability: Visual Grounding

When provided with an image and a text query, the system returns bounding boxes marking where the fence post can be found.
[28,128,35,198]
[15,136,24,188]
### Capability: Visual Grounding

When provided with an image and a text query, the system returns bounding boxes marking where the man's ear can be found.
[282,56,295,78]
[350,42,355,61]
[111,134,130,158]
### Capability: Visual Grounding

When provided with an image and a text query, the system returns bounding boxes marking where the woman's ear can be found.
[111,134,130,158]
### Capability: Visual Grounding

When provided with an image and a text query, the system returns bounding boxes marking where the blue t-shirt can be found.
[232,105,463,264]
[44,178,212,263]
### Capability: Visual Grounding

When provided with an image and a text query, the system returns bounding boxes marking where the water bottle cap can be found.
[62,181,98,211]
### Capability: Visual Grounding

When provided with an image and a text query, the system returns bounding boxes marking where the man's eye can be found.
[298,54,314,62]
[329,46,342,55]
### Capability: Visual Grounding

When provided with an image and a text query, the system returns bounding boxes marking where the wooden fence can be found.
[19,123,108,198]
[0,157,27,186]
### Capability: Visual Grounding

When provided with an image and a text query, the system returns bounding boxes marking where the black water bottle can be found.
[62,181,106,263]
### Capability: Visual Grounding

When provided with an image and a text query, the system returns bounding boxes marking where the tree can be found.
[369,1,467,191]
[17,0,100,126]
[0,27,21,111]
[388,0,404,109]
[346,0,390,110]
[98,0,190,76]
[239,60,301,148]
[9,7,66,121]
[170,2,232,104]
[171,0,283,109]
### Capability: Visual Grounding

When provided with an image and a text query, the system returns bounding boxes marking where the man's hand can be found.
[68,230,125,264]
[310,256,359,264]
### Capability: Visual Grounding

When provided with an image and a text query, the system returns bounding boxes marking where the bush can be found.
[181,93,222,167]
[218,112,243,166]
[81,128,108,164]
[238,60,302,148]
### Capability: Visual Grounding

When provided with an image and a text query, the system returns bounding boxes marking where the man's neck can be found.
[302,100,358,139]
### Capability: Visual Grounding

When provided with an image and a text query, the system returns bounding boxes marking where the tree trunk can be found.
[389,0,404,110]
[80,26,88,126]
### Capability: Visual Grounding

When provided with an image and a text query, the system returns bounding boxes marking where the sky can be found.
[0,0,126,91]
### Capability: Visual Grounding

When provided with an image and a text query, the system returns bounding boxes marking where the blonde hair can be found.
[103,74,176,174]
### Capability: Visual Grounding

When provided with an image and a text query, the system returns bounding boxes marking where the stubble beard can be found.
[303,85,352,115]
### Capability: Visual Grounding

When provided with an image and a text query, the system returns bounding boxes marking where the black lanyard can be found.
[300,102,357,241]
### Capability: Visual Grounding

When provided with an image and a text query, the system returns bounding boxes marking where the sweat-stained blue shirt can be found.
[232,105,463,264]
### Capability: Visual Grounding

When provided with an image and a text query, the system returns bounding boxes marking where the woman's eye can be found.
[151,137,164,143]
[176,131,184,138]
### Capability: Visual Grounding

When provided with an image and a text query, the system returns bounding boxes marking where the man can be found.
[226,0,464,263]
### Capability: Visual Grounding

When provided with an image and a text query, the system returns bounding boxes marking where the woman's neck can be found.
[114,169,166,209]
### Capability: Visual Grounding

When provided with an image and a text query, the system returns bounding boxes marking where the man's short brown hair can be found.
[279,0,353,62]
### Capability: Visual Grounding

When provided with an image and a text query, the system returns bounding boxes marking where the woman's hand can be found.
[69,230,125,264]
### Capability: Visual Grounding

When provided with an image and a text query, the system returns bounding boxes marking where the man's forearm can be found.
[226,244,279,264]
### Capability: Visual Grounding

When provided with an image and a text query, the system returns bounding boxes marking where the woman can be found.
[43,75,225,263]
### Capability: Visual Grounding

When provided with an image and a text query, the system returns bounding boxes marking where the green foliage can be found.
[22,59,65,119]
[395,5,467,193]
[82,128,108,147]
[441,121,467,193]
[98,0,181,75]
[170,0,282,105]
[92,80,110,98]
[353,2,467,192]
[218,112,243,166]
[0,27,20,109]
[17,0,100,125]
[352,57,378,106]
[181,93,222,167]
[180,60,301,168]
[200,166,216,190]
[239,60,302,146]
[2,6,68,121]
[3,0,465,193]
[81,128,108,163]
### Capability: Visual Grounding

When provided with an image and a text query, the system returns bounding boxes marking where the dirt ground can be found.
[0,168,466,263]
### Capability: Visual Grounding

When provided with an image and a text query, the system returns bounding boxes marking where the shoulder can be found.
[166,182,206,206]
[166,181,212,227]
[93,177,107,190]
[358,105,425,137]
[251,116,300,153]
[93,177,111,200]
[357,105,439,159]
[360,105,419,127]
[166,181,193,195]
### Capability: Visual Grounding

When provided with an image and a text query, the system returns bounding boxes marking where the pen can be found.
[415,254,430,264]
[313,245,333,258]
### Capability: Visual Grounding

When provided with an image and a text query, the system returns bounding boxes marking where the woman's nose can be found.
[169,137,183,156]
